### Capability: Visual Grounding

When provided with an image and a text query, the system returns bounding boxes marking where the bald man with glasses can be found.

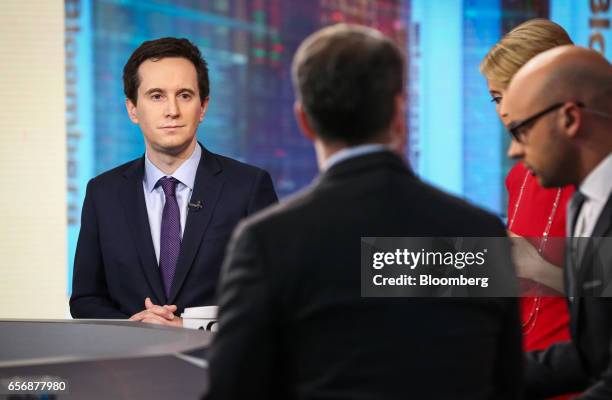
[501,45,612,400]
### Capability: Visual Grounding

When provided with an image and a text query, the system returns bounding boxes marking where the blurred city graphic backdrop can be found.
[64,0,611,293]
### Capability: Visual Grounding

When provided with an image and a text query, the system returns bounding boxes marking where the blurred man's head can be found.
[291,24,406,168]
[501,45,612,187]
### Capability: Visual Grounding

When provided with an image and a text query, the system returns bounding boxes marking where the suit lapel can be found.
[591,194,612,238]
[569,193,612,336]
[574,194,612,287]
[168,146,224,304]
[119,157,167,304]
[563,249,580,338]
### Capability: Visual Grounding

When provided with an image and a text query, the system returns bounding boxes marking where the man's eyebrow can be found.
[144,88,164,95]
[143,87,197,96]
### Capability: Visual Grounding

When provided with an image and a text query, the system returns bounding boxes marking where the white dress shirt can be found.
[143,144,201,264]
[574,153,612,237]
[323,144,390,171]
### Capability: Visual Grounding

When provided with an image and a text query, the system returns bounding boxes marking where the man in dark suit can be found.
[204,24,522,399]
[70,38,277,326]
[501,45,612,399]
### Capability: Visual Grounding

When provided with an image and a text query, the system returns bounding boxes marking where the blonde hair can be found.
[480,19,573,85]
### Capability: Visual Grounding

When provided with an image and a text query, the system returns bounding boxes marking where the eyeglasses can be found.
[506,102,584,143]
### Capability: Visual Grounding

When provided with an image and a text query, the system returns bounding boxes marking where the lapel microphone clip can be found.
[188,200,203,211]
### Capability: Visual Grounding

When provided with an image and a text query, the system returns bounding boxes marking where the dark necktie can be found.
[567,190,586,298]
[158,177,181,298]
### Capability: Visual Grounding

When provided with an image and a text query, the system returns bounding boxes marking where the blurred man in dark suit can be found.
[205,24,522,399]
[502,45,612,399]
[70,38,277,325]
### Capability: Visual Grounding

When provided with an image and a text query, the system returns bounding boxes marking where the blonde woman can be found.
[480,19,574,357]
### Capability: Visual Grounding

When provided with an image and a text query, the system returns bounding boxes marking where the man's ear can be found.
[294,101,317,142]
[199,96,210,122]
[561,102,582,139]
[126,98,139,124]
[388,94,407,156]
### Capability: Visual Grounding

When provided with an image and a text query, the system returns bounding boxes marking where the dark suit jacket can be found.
[205,151,522,400]
[70,144,278,318]
[526,193,612,400]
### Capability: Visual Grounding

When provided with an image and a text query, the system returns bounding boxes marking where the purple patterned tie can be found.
[158,177,181,298]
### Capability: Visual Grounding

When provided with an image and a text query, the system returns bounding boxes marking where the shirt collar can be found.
[143,143,202,192]
[579,153,612,203]
[323,143,389,171]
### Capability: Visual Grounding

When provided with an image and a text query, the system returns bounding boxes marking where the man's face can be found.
[126,57,208,157]
[502,97,573,188]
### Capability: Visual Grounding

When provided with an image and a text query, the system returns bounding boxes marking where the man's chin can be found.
[534,173,563,189]
[522,163,537,176]
[152,139,196,156]
[524,164,556,187]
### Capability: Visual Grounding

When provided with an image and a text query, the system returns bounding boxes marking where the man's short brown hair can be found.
[292,24,404,144]
[123,37,209,104]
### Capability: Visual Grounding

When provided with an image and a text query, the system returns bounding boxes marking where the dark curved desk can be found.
[0,319,212,399]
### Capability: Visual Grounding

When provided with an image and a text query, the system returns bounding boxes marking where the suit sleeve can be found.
[246,169,278,215]
[493,297,524,399]
[574,281,612,399]
[204,224,280,400]
[574,299,612,400]
[70,180,128,319]
[490,219,524,400]
[525,341,588,399]
[577,363,612,400]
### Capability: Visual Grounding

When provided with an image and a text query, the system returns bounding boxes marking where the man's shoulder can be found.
[371,165,505,233]
[415,178,502,224]
[87,157,142,191]
[240,172,504,236]
[415,182,505,236]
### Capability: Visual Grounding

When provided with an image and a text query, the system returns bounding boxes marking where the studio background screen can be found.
[64,0,611,292]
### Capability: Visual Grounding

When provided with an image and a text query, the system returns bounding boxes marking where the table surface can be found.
[0,319,212,399]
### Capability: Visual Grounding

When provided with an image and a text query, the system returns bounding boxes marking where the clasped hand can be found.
[128,297,183,327]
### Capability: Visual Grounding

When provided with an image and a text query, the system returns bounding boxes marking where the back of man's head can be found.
[291,24,404,145]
